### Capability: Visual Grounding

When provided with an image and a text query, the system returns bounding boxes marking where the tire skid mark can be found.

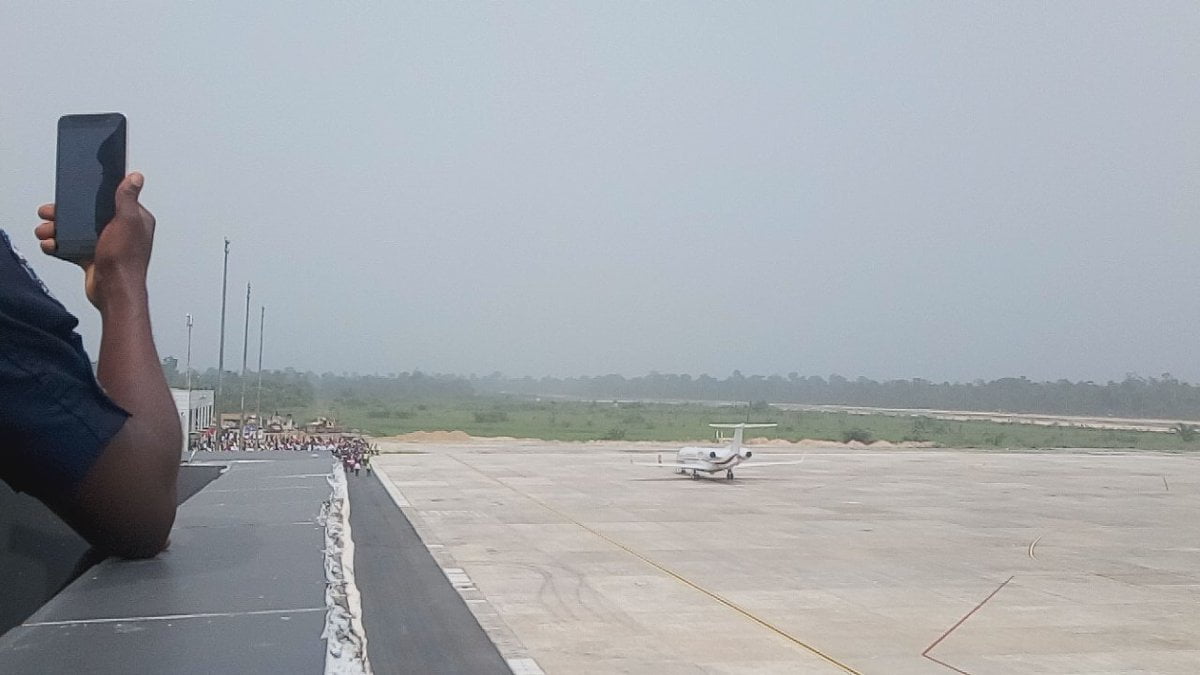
[1027,534,1044,560]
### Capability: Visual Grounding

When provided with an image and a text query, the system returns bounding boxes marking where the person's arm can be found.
[36,173,181,558]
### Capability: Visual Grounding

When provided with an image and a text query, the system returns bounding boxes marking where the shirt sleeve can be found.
[0,230,129,500]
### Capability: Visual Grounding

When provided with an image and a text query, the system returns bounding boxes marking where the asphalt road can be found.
[348,471,509,675]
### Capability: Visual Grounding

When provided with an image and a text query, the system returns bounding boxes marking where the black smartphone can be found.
[54,113,126,262]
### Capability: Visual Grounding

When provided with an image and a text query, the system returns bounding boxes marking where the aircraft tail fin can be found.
[708,422,777,453]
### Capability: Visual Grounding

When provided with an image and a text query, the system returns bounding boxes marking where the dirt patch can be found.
[373,430,476,443]
[747,437,800,446]
[748,437,935,449]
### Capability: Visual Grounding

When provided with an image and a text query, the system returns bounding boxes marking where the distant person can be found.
[0,173,181,558]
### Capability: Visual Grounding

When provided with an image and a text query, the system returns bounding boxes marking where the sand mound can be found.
[748,437,796,446]
[375,430,475,443]
[748,437,890,448]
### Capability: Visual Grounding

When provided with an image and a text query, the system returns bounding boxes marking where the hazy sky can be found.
[2,2,1197,382]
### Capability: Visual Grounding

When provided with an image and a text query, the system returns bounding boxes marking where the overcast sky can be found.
[2,2,1197,382]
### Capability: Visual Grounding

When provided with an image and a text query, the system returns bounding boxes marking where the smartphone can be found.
[54,113,126,262]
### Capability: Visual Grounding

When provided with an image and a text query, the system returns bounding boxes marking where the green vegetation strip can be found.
[305,397,1196,452]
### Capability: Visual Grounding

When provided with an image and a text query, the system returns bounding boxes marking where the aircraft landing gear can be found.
[725,469,734,480]
[691,470,699,480]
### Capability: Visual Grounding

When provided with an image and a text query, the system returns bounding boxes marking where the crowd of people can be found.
[331,439,377,476]
[190,430,379,462]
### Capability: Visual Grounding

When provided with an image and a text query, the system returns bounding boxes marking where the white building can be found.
[171,388,215,455]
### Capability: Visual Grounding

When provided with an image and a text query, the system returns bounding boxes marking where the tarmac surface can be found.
[373,443,1200,675]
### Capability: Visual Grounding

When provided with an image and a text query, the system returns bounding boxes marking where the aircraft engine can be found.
[742,450,753,459]
[708,451,718,459]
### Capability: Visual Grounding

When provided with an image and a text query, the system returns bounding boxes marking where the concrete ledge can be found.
[0,453,330,673]
[0,463,223,634]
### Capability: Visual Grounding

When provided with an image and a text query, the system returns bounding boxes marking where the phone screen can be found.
[54,113,126,262]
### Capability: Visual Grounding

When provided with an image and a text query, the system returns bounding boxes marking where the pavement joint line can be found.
[22,607,326,627]
[507,657,547,675]
[443,567,478,591]
[446,454,863,675]
[921,575,1015,674]
[174,521,319,530]
[205,485,324,493]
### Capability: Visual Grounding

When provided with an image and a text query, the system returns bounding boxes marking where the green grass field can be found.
[302,396,1198,452]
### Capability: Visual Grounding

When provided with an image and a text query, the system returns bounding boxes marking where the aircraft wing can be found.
[632,461,711,471]
[740,458,807,468]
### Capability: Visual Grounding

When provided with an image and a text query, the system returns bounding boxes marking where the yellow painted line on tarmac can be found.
[447,454,863,675]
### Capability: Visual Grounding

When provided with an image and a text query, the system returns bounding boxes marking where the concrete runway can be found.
[373,444,1200,674]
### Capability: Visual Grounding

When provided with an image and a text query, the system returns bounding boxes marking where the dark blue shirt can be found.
[0,230,128,501]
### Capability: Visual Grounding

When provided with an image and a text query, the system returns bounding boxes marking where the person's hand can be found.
[35,172,156,310]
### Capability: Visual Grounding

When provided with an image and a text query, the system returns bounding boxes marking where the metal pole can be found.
[255,305,264,448]
[239,283,251,442]
[216,238,229,426]
[185,313,193,454]
[185,314,193,394]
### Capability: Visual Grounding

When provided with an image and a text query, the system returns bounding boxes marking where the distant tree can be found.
[601,427,627,441]
[903,417,932,442]
[842,428,873,444]
[1172,423,1197,442]
[161,356,181,387]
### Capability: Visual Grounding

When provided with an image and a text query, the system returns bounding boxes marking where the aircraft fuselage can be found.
[676,446,752,474]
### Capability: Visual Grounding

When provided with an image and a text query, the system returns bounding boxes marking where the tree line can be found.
[160,357,1200,420]
[160,359,470,413]
[471,371,1200,420]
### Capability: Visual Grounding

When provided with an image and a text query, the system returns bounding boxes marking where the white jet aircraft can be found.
[637,423,804,480]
